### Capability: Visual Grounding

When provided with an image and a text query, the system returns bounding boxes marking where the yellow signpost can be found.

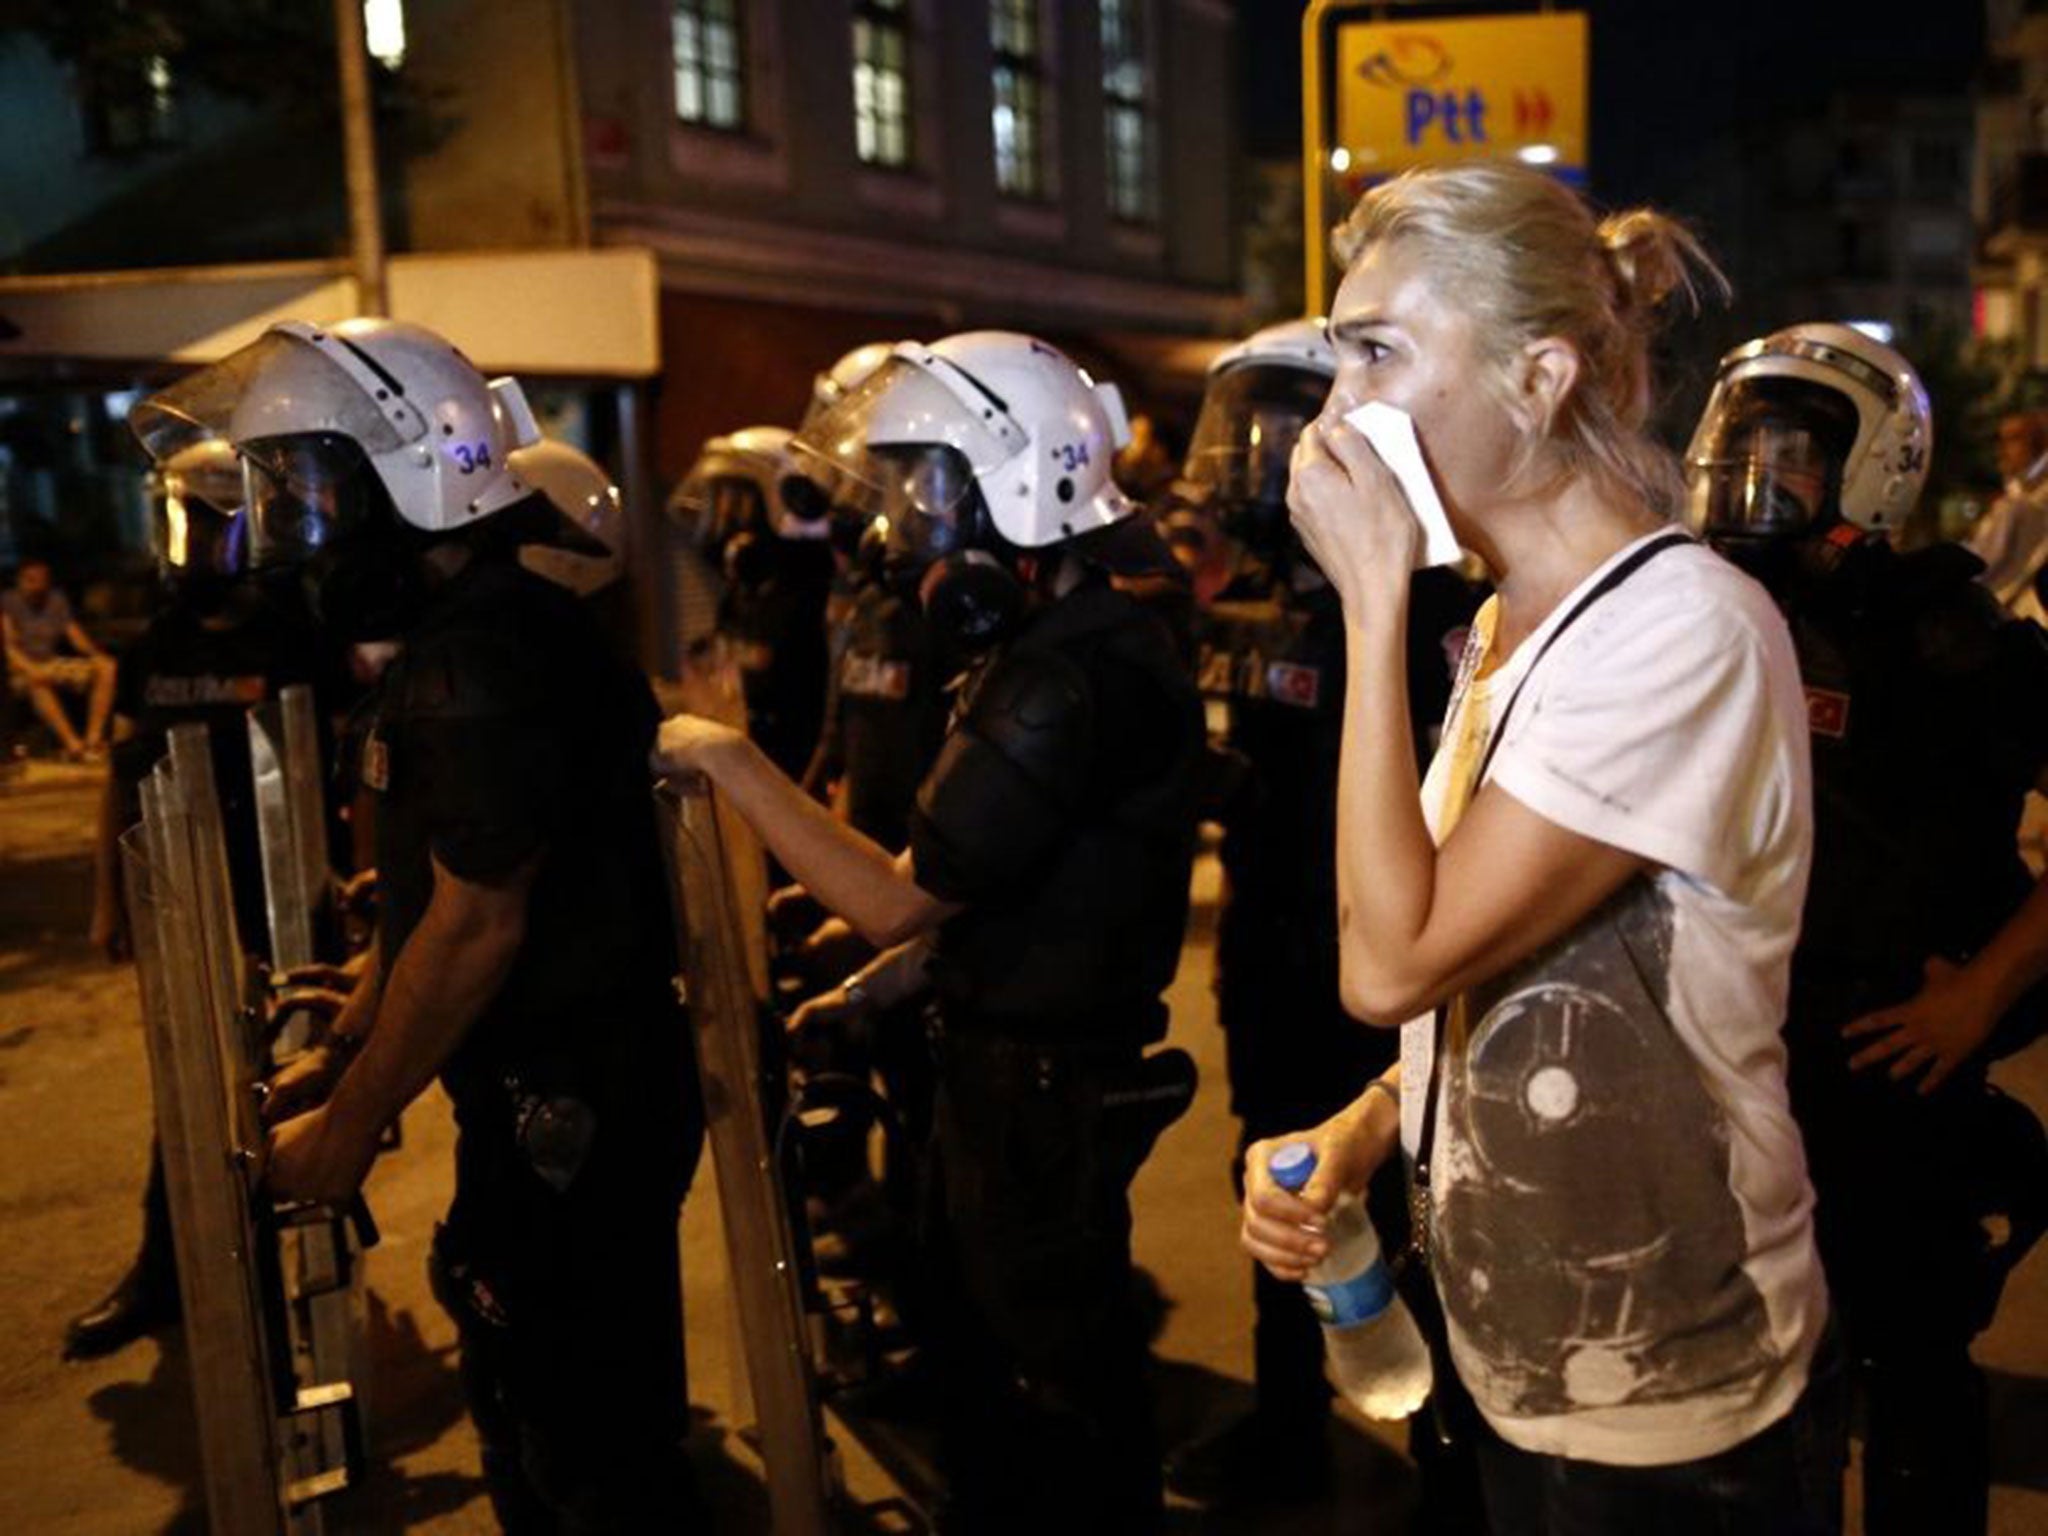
[1303,5,1590,308]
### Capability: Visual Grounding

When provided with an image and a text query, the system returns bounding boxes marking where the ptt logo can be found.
[1356,32,1556,151]
[1357,34,1486,148]
[1356,34,1452,90]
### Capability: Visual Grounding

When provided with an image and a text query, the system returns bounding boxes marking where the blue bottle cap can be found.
[1269,1142,1317,1192]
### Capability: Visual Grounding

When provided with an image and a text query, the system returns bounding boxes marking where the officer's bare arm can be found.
[660,721,958,948]
[321,853,535,1137]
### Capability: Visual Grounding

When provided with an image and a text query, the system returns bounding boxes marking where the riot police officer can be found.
[1690,322,2048,1536]
[67,440,343,1360]
[1163,319,1480,1511]
[654,332,1206,1534]
[670,426,837,778]
[132,319,705,1530]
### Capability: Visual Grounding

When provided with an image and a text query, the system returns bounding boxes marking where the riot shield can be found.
[247,688,371,1503]
[247,684,327,975]
[125,723,363,1534]
[655,775,838,1536]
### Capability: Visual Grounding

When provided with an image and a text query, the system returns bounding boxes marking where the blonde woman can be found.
[1239,164,1840,1532]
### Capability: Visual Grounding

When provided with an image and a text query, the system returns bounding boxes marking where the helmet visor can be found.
[1686,379,1853,541]
[791,356,1017,524]
[866,445,988,587]
[1183,364,1332,511]
[670,472,769,553]
[240,432,387,568]
[151,495,248,580]
[130,330,409,466]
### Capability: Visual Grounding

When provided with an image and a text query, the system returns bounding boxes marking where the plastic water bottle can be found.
[1270,1141,1433,1419]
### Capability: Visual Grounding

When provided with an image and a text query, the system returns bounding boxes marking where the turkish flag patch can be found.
[1805,686,1850,739]
[1265,661,1322,710]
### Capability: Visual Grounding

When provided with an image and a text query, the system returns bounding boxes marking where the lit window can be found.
[1101,0,1154,223]
[990,0,1045,198]
[853,0,912,168]
[674,0,746,130]
[364,0,407,70]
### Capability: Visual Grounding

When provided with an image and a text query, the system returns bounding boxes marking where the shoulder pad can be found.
[393,623,552,722]
[1887,547,2011,677]
[958,645,1094,802]
[1897,539,1988,594]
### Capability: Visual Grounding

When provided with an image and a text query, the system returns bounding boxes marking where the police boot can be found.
[65,1150,180,1361]
[63,1259,180,1360]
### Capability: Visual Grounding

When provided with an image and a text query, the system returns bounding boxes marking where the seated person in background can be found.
[3,556,117,759]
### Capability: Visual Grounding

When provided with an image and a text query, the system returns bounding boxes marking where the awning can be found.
[0,248,663,378]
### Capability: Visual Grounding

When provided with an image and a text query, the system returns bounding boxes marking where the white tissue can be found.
[1343,401,1463,570]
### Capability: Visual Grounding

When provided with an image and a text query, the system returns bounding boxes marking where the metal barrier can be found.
[125,722,365,1534]
[655,775,838,1536]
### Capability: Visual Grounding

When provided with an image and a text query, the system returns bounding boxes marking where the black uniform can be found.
[113,587,335,947]
[802,571,952,1211]
[1200,561,1477,1437]
[363,552,702,1530]
[908,577,1206,1534]
[1753,527,2048,1536]
[723,536,836,779]
[819,574,951,850]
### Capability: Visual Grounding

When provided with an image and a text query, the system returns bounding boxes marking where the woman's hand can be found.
[651,713,747,779]
[1288,414,1422,610]
[1240,1089,1400,1282]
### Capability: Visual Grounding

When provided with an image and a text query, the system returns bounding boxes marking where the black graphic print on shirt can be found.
[1436,877,1775,1418]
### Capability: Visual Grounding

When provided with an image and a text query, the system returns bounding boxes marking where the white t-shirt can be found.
[1398,531,1826,1467]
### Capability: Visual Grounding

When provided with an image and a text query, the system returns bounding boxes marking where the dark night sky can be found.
[1240,0,1990,206]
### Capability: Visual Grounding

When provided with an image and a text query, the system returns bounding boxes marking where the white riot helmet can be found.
[131,318,542,563]
[795,331,1136,548]
[792,331,1151,646]
[1184,318,1335,555]
[802,340,904,436]
[666,425,832,551]
[130,318,543,638]
[511,440,625,597]
[1686,322,1931,541]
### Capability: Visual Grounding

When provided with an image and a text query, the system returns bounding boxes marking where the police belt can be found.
[925,1000,1164,1070]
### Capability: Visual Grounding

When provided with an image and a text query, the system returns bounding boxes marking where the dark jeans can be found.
[1471,1338,1848,1536]
[432,1110,700,1535]
[925,1030,1163,1535]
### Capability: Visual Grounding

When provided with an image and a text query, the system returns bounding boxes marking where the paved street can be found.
[2,759,2044,1533]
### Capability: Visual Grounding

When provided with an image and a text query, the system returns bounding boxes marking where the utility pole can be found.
[334,0,387,316]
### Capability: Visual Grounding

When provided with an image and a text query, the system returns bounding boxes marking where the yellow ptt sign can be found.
[1333,12,1588,178]
[1302,6,1592,306]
